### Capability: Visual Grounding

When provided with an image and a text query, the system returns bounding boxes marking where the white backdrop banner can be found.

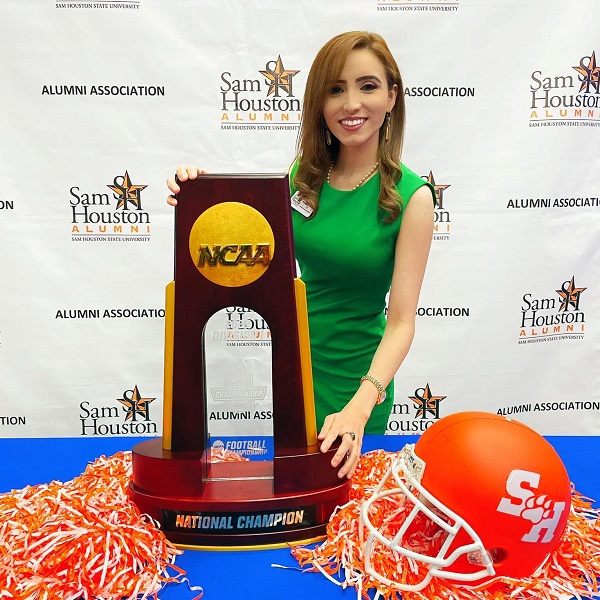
[1,0,599,440]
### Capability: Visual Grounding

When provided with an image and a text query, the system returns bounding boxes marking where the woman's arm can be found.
[318,184,435,478]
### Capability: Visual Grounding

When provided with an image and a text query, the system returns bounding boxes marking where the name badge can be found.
[290,191,313,217]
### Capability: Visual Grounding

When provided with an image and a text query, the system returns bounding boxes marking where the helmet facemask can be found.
[360,444,495,592]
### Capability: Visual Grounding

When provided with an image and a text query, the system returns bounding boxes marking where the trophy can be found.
[129,174,351,546]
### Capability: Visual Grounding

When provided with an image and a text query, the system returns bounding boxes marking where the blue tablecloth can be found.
[1,435,598,599]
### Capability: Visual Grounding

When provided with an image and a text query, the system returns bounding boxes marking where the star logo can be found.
[409,384,446,420]
[118,385,155,422]
[556,276,586,312]
[107,171,148,210]
[425,171,450,209]
[259,56,299,98]
[572,51,600,94]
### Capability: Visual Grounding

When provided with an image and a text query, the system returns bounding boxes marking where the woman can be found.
[167,31,435,479]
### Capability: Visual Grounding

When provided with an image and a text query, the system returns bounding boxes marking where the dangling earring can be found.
[325,128,332,146]
[385,112,391,142]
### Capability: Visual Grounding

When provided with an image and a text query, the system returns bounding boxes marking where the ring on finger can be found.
[342,431,356,442]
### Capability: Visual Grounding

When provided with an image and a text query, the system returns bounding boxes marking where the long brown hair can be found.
[294,31,406,222]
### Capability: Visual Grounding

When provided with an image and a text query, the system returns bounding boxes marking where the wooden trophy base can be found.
[129,438,351,548]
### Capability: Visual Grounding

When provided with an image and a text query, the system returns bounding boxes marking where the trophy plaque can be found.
[129,174,351,547]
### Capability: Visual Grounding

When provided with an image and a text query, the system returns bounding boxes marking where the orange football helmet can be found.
[360,411,571,591]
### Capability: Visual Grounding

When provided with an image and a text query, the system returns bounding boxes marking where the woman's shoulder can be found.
[397,162,425,191]
[397,162,436,207]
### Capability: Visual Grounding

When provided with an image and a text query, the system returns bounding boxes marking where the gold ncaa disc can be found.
[189,202,275,287]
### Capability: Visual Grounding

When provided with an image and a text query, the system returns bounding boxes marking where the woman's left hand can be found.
[318,404,369,479]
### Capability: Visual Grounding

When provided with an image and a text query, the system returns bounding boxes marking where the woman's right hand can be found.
[166,165,206,206]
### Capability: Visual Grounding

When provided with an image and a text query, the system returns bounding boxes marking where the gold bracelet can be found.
[360,374,387,405]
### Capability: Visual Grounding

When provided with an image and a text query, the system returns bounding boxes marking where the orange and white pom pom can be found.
[292,449,600,600]
[0,451,203,600]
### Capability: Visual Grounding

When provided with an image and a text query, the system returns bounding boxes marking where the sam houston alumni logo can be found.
[220,55,301,131]
[69,170,151,242]
[79,385,158,436]
[529,50,600,127]
[423,171,452,241]
[387,383,447,433]
[518,276,586,343]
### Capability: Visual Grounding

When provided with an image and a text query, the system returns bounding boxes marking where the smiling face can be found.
[322,48,398,160]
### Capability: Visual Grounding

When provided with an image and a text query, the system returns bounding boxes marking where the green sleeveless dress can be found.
[291,164,434,433]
